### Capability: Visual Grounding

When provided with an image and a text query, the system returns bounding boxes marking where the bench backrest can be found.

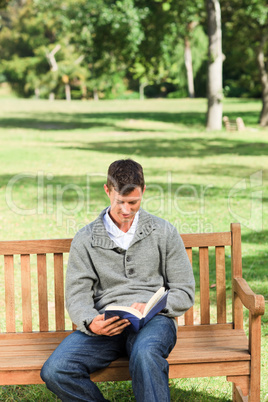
[0,223,242,334]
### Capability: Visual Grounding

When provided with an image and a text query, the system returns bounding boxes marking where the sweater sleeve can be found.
[163,226,195,317]
[65,239,99,335]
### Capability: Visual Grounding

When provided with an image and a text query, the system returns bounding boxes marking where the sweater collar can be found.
[91,208,156,249]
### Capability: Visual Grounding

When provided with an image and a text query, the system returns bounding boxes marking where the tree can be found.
[64,0,148,99]
[173,1,207,98]
[258,31,268,126]
[0,0,9,8]
[184,23,196,98]
[0,0,208,101]
[206,0,223,130]
[130,0,207,99]
[221,0,268,125]
[0,0,81,98]
[0,0,149,99]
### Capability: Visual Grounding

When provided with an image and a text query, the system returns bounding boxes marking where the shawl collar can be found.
[91,208,156,249]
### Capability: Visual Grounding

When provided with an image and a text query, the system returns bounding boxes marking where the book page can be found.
[105,305,143,319]
[143,287,165,317]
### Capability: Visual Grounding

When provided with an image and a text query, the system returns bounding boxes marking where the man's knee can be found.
[40,358,55,384]
[40,355,64,386]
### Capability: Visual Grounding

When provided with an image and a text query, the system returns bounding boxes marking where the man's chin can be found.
[120,214,134,221]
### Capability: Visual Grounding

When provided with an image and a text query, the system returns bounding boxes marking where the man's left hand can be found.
[130,303,146,314]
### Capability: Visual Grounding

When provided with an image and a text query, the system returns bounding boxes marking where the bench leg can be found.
[227,376,249,402]
[233,385,248,402]
[248,315,262,402]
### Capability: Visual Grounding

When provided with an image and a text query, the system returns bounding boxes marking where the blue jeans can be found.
[41,315,177,402]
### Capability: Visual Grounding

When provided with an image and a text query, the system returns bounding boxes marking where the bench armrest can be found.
[233,277,265,316]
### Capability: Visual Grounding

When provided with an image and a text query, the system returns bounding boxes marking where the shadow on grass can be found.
[0,111,206,131]
[169,384,232,402]
[0,117,111,131]
[242,230,268,244]
[61,137,268,158]
[0,109,261,131]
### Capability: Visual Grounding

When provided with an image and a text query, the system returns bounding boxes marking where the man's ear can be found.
[104,184,110,196]
[142,185,146,195]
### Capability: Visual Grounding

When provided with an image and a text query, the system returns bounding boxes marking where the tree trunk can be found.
[257,32,268,127]
[139,82,147,100]
[206,0,223,130]
[93,88,99,101]
[46,44,61,72]
[35,88,40,99]
[81,85,87,100]
[65,84,71,101]
[184,37,195,98]
[184,22,197,99]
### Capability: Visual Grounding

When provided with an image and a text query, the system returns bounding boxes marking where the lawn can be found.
[0,98,267,401]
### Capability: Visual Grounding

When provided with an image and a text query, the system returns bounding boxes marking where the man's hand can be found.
[88,314,130,336]
[130,303,147,314]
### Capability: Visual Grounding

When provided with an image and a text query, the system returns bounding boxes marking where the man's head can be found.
[106,159,145,195]
[104,159,145,230]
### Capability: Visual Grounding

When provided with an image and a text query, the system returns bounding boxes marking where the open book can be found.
[104,287,169,332]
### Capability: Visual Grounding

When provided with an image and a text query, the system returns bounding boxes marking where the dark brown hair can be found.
[107,159,145,194]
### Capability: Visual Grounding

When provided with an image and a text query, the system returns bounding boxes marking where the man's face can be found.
[104,185,145,228]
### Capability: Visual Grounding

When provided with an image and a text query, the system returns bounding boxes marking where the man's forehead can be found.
[113,188,143,200]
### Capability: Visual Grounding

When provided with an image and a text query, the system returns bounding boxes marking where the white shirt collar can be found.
[102,207,140,250]
[103,207,140,238]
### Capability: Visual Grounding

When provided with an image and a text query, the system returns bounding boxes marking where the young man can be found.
[41,159,195,402]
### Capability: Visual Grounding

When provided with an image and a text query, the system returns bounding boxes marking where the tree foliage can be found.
[1,0,267,125]
[221,0,268,124]
[0,0,207,99]
[221,0,268,96]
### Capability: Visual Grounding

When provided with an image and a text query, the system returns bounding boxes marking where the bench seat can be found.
[0,325,250,385]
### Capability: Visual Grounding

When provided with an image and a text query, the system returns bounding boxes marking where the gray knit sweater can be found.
[65,208,195,335]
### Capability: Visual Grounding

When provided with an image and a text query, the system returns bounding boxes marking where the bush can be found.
[167,89,188,99]
[116,91,140,100]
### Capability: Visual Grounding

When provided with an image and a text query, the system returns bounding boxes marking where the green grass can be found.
[0,98,267,401]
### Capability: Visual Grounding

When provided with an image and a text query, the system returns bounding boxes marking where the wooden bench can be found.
[223,116,246,132]
[0,223,265,401]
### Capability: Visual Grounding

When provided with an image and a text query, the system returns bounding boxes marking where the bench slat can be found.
[0,232,231,256]
[185,248,194,325]
[199,247,210,324]
[0,239,72,255]
[37,254,49,332]
[54,253,65,331]
[21,254,32,332]
[168,361,250,379]
[216,246,227,324]
[4,255,16,333]
[181,232,231,248]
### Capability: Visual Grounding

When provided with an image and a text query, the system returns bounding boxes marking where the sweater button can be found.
[126,256,131,262]
[128,268,134,275]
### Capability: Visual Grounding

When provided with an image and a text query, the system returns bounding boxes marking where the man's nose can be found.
[121,203,131,213]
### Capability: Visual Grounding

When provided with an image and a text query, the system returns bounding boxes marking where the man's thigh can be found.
[126,315,177,359]
[45,330,126,374]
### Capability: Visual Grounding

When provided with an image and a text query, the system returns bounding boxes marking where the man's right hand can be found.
[88,314,130,336]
